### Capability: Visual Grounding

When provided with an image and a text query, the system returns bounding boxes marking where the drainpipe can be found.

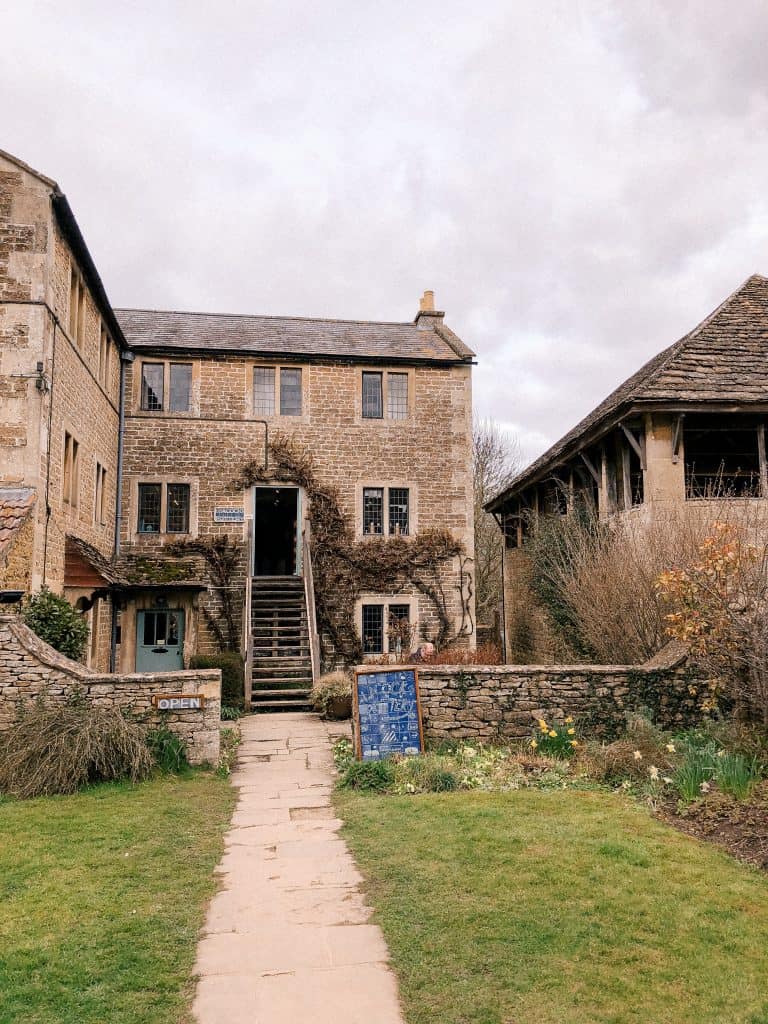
[110,350,133,671]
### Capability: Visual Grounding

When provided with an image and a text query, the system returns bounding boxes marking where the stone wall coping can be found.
[410,663,671,676]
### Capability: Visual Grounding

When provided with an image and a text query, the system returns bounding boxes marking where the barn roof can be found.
[487,274,768,511]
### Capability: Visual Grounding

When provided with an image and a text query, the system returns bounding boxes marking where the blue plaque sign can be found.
[353,668,424,761]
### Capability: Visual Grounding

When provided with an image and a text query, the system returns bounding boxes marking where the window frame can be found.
[252,363,304,418]
[63,431,80,508]
[359,484,413,537]
[134,479,197,538]
[68,266,87,350]
[165,483,191,533]
[138,360,195,415]
[94,461,108,526]
[360,368,411,421]
[358,596,418,656]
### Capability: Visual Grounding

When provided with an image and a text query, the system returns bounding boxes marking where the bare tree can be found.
[473,417,522,628]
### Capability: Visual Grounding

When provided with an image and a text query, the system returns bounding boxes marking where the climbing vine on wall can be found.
[233,435,473,663]
[167,536,244,652]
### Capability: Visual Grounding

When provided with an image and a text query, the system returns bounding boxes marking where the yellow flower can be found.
[537,719,547,730]
[530,739,538,749]
[633,750,643,761]
[548,730,557,738]
[570,740,579,747]
[665,743,676,753]
[565,716,574,724]
[567,728,575,735]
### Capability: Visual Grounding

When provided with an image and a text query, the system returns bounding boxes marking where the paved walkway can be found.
[193,712,405,1024]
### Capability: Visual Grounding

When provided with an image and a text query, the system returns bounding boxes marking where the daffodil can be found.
[530,739,538,749]
[549,730,557,738]
[567,728,575,735]
[700,781,711,793]
[633,750,643,761]
[565,716,574,724]
[649,765,660,781]
[665,743,676,753]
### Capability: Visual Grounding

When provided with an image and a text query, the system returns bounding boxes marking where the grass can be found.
[336,788,768,1024]
[0,772,235,1024]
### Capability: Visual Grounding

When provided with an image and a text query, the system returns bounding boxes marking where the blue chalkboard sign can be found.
[353,668,424,761]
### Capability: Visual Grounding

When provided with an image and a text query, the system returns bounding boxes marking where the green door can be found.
[136,609,184,672]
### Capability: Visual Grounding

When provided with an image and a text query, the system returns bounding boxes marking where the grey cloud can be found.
[3,1,767,462]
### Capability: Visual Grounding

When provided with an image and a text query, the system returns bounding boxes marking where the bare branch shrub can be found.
[0,698,152,798]
[525,499,768,666]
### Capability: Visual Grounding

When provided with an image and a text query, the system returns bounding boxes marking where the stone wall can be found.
[0,615,221,764]
[416,650,699,743]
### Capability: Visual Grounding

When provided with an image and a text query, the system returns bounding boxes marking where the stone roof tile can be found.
[115,307,475,364]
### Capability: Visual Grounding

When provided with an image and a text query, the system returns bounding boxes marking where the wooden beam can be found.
[620,423,647,471]
[622,444,632,510]
[671,414,684,464]
[579,451,601,485]
[758,425,768,498]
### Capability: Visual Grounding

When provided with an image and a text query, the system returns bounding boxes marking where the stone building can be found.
[486,274,768,662]
[0,149,125,671]
[1,148,476,705]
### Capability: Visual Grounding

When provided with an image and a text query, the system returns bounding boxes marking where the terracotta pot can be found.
[326,695,352,720]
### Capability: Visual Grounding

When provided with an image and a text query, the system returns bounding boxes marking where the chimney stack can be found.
[414,289,444,328]
[419,289,435,312]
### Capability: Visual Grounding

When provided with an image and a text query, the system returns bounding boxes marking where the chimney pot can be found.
[419,290,435,312]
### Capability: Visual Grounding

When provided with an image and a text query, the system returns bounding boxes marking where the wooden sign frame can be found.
[352,666,424,760]
[151,693,206,710]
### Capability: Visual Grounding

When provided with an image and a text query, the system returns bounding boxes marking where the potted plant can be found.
[311,671,353,720]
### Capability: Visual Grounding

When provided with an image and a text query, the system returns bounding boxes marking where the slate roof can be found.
[0,488,36,563]
[114,308,475,364]
[487,274,768,511]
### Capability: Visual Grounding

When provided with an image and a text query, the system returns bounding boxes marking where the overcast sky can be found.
[4,1,768,464]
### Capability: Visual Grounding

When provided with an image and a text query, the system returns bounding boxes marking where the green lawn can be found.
[0,773,235,1024]
[337,789,768,1024]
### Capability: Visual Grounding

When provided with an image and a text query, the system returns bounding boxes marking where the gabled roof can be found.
[0,488,36,564]
[114,307,475,365]
[487,274,768,511]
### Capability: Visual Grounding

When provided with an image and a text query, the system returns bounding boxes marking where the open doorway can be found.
[253,486,299,576]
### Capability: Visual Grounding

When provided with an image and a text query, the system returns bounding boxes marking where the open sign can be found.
[152,694,206,710]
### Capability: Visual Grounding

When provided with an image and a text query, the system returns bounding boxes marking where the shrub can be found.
[580,715,676,784]
[189,652,244,712]
[427,642,503,665]
[0,699,152,798]
[529,715,580,758]
[311,671,352,718]
[339,759,395,792]
[21,588,90,661]
[146,725,189,773]
[217,726,242,777]
[220,705,243,721]
[393,756,458,793]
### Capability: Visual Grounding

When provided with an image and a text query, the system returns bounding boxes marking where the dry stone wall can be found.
[0,615,221,764]
[417,656,700,743]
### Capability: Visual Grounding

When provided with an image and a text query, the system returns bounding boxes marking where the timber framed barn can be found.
[0,148,476,709]
[487,274,768,662]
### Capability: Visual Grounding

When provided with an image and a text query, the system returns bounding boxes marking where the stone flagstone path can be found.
[193,712,405,1024]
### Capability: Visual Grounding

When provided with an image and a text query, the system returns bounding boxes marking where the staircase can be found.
[249,576,313,712]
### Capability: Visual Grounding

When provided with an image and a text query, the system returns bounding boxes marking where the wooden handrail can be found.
[302,526,321,686]
[242,517,254,710]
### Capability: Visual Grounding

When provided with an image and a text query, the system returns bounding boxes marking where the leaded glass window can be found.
[362,372,383,418]
[169,364,192,412]
[141,363,164,411]
[254,366,276,415]
[387,373,408,419]
[363,488,384,534]
[388,488,409,535]
[362,604,384,654]
[166,483,190,533]
[138,483,162,532]
[280,368,302,416]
